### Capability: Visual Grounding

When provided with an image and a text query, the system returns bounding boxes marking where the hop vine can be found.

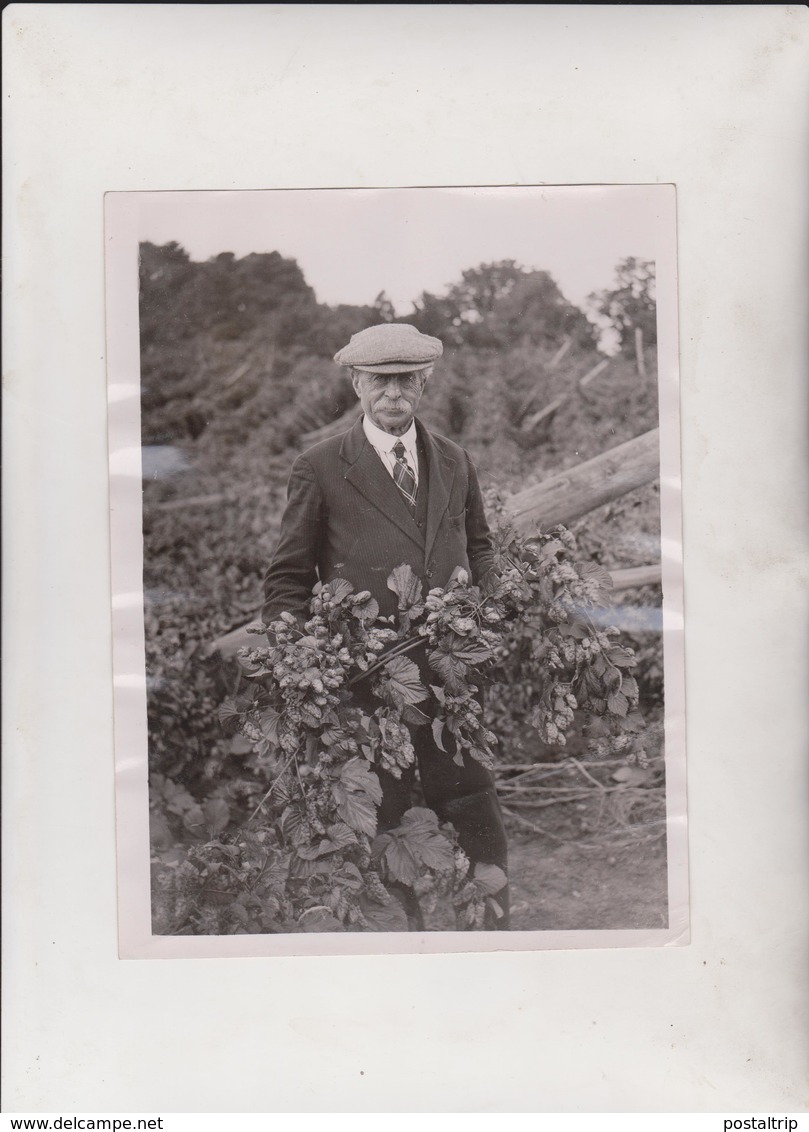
[152,518,648,935]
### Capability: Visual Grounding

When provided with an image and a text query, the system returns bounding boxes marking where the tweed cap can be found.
[334,323,443,373]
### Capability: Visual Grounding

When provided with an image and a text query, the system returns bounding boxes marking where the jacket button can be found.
[425,569,433,579]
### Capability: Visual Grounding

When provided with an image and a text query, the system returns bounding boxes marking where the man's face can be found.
[352,368,428,434]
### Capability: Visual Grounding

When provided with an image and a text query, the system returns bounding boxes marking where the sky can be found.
[136,185,668,315]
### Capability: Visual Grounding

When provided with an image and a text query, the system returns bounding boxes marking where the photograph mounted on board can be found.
[106,185,686,957]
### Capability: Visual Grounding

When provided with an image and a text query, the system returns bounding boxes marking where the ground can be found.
[507,830,668,931]
[423,796,669,934]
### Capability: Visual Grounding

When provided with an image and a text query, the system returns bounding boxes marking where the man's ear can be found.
[351,368,361,396]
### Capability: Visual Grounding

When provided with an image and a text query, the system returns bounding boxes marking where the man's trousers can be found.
[374,719,510,930]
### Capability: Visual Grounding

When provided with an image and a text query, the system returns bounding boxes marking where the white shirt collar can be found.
[362,414,417,455]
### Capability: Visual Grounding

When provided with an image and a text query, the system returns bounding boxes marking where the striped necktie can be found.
[392,440,417,515]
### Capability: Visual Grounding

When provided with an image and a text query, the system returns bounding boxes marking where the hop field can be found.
[140,244,666,934]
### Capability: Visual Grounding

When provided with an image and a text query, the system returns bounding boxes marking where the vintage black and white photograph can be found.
[10,1,807,1111]
[106,185,686,957]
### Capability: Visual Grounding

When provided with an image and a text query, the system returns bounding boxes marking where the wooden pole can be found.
[507,428,660,532]
[579,358,610,388]
[634,327,646,377]
[515,338,572,421]
[301,403,362,446]
[548,336,572,370]
[520,395,567,432]
[149,477,286,512]
[611,564,662,591]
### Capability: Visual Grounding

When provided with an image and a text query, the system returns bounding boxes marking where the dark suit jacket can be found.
[263,416,495,626]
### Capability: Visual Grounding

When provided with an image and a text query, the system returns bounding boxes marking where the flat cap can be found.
[334,323,443,373]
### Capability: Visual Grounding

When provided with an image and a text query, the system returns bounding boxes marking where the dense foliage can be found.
[153,517,649,935]
[588,257,657,350]
[140,242,664,934]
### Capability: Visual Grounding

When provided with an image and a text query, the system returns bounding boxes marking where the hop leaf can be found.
[299,908,345,932]
[374,835,420,885]
[452,642,493,665]
[333,789,378,837]
[324,578,355,606]
[431,718,447,752]
[376,654,428,706]
[607,690,629,717]
[259,708,281,744]
[395,807,456,872]
[621,676,639,703]
[330,758,382,836]
[359,892,410,932]
[202,798,231,835]
[387,564,424,611]
[372,807,456,884]
[296,822,357,860]
[428,647,468,693]
[217,698,243,725]
[575,561,614,605]
[351,593,380,624]
[473,863,508,895]
[400,702,430,727]
[468,744,495,771]
[338,756,383,806]
[280,803,309,845]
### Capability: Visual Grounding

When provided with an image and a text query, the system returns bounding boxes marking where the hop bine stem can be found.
[347,635,425,686]
[246,746,300,824]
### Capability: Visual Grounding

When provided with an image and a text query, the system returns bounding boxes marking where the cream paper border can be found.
[106,185,687,959]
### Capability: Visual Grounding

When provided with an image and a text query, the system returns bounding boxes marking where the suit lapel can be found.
[341,418,425,549]
[419,420,456,564]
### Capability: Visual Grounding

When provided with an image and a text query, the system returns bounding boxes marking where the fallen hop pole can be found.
[610,564,662,590]
[508,429,660,532]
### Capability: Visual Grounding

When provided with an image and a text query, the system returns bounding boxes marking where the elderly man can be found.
[263,323,508,929]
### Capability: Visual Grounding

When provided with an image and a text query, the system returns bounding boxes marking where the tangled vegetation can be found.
[152,519,651,935]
